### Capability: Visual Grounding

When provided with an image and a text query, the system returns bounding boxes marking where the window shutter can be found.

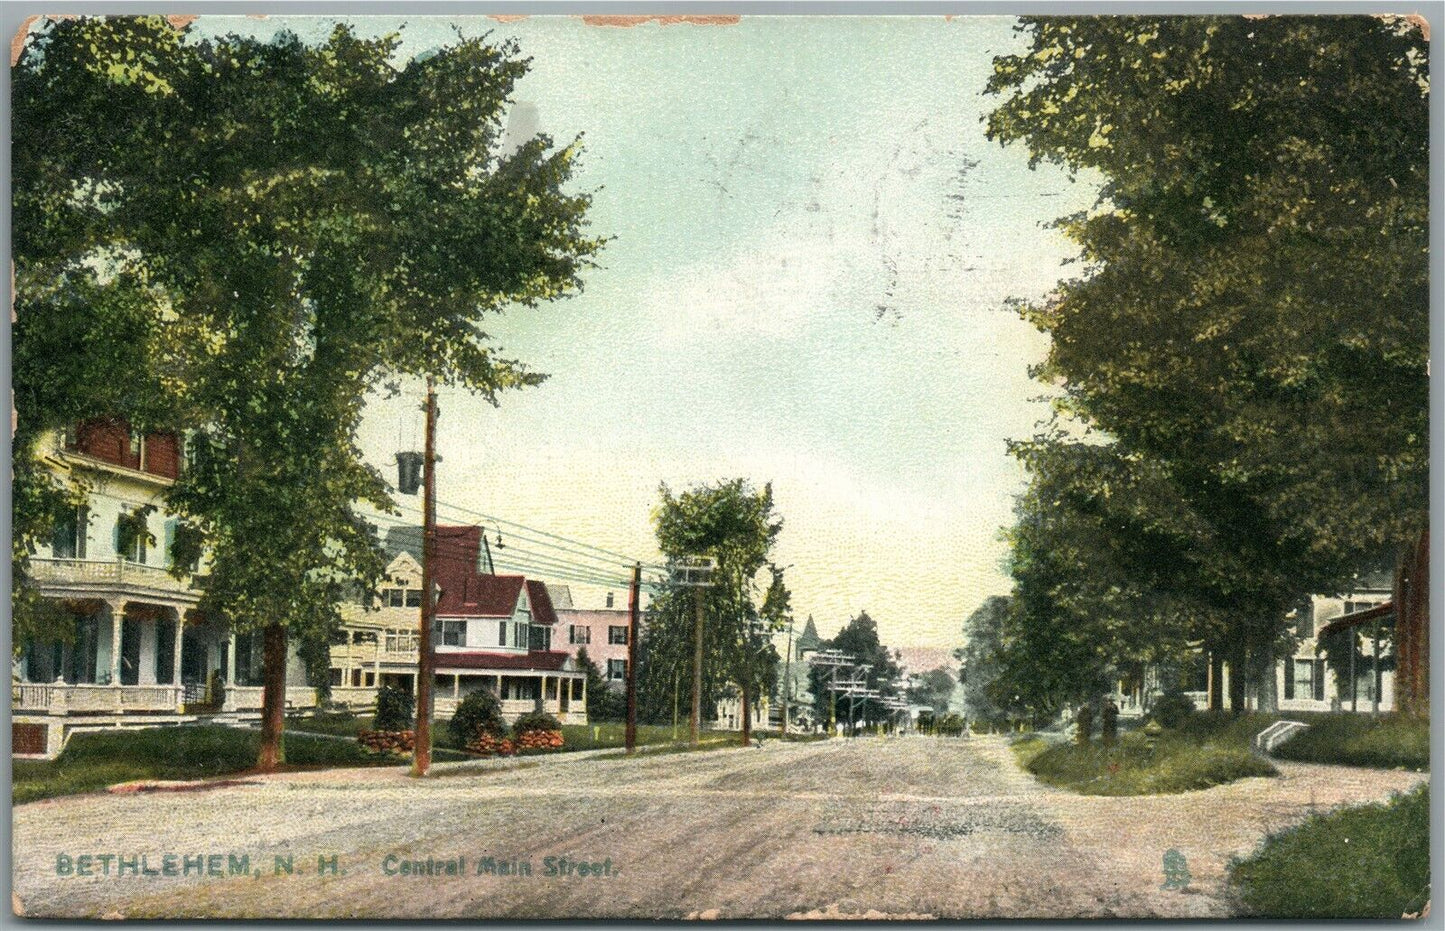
[1284,662,1295,700]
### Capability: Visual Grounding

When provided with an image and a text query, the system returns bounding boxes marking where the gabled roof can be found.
[390,523,560,623]
[526,580,559,626]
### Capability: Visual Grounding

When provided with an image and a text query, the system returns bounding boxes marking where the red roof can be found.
[432,650,575,672]
[525,580,558,626]
[411,524,559,625]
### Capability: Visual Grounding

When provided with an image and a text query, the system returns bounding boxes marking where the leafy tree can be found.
[957,596,1026,726]
[639,480,783,737]
[575,647,624,721]
[13,17,604,769]
[907,667,957,716]
[985,16,1429,713]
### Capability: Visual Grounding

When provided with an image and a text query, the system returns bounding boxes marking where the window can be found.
[405,588,422,608]
[571,679,584,700]
[116,511,150,564]
[434,619,465,647]
[528,625,552,652]
[570,625,591,645]
[330,629,349,645]
[513,622,528,648]
[608,626,629,645]
[607,659,627,681]
[351,668,363,687]
[51,506,87,559]
[1287,659,1326,702]
[353,630,378,644]
[364,671,376,688]
[385,630,418,653]
[329,668,343,687]
[545,679,558,700]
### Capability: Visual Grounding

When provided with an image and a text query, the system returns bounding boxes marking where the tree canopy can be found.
[985,15,1429,714]
[12,16,604,764]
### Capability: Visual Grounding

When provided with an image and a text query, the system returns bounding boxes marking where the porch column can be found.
[226,632,237,684]
[452,674,460,699]
[535,675,545,713]
[173,612,186,710]
[495,674,502,697]
[106,599,126,687]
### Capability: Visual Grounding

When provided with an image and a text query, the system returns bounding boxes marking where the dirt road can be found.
[11,736,1425,919]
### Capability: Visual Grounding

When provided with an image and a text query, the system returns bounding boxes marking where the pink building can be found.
[555,607,634,688]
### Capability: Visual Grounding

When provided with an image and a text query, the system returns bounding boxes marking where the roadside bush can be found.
[373,684,414,732]
[511,711,561,735]
[1150,690,1196,729]
[466,733,517,757]
[449,689,505,747]
[512,713,564,751]
[357,729,414,754]
[1229,785,1428,917]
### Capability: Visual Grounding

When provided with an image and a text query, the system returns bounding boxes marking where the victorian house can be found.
[329,525,588,725]
[13,419,315,758]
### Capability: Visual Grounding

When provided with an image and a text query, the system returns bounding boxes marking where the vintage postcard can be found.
[7,10,1434,921]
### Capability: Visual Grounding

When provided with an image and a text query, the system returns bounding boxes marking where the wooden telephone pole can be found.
[411,376,437,777]
[624,562,641,754]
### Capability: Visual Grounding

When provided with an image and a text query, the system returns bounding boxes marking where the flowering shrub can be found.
[516,729,564,751]
[358,729,414,754]
[465,732,517,757]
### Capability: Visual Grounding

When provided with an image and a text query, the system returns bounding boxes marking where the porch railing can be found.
[28,557,199,596]
[12,682,183,714]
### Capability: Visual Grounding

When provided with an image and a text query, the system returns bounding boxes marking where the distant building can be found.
[555,606,634,688]
[1108,570,1396,718]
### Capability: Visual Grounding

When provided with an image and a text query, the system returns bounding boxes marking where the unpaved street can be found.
[11,736,1426,919]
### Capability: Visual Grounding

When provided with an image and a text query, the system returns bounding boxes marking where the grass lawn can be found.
[12,724,456,805]
[1228,785,1429,918]
[1270,713,1428,770]
[1013,729,1277,795]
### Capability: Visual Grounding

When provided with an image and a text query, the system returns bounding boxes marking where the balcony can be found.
[28,557,201,603]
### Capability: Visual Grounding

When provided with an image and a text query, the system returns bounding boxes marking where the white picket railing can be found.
[12,683,183,713]
[28,557,199,595]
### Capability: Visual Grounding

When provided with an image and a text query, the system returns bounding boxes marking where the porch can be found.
[431,671,587,725]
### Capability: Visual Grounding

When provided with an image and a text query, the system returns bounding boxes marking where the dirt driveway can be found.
[11,735,1426,919]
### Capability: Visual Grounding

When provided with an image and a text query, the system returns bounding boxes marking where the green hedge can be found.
[1229,785,1429,918]
[1272,714,1428,770]
[1021,731,1276,795]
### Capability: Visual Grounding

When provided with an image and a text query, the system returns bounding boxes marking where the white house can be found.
[13,419,315,759]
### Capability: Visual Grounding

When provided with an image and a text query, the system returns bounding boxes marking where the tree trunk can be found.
[739,678,751,746]
[1227,639,1247,716]
[257,624,287,772]
[1394,529,1429,717]
[1208,648,1224,712]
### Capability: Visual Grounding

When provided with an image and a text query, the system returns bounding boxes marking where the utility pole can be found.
[624,562,641,754]
[411,375,437,778]
[780,616,794,736]
[691,585,705,747]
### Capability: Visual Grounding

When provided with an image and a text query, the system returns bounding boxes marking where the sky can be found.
[192,15,1098,650]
